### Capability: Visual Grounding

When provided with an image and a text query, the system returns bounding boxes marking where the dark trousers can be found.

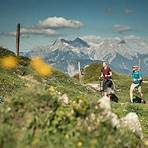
[103,79,113,91]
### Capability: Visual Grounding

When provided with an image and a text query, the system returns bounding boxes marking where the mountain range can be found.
[24,36,148,76]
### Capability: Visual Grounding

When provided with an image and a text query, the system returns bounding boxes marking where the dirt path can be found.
[18,75,41,87]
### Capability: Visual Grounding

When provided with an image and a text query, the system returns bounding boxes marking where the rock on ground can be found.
[120,112,143,139]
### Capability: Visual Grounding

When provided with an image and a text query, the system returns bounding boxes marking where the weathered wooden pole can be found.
[139,59,141,68]
[78,61,81,82]
[16,23,20,56]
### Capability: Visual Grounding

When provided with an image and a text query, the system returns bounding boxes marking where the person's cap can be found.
[102,61,107,63]
[132,65,139,70]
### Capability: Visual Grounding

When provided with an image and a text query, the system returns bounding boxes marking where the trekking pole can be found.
[112,80,116,92]
[99,77,103,92]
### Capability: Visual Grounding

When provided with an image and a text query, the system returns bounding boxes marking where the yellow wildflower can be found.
[31,57,53,76]
[77,141,83,147]
[144,140,148,146]
[49,86,56,92]
[1,56,17,69]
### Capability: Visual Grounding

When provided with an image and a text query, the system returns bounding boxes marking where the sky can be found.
[0,0,148,51]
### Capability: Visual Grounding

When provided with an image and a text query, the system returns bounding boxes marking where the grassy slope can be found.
[0,49,147,147]
[81,63,148,139]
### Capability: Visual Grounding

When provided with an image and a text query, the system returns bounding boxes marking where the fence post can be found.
[78,61,81,82]
[16,23,20,56]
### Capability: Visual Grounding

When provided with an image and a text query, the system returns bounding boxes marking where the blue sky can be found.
[0,0,148,51]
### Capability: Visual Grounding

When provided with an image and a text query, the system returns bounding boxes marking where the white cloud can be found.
[0,32,16,36]
[0,28,58,37]
[20,28,58,36]
[0,31,29,38]
[0,16,83,37]
[38,16,83,29]
[113,24,133,33]
[80,35,101,43]
[123,35,140,40]
[124,9,133,15]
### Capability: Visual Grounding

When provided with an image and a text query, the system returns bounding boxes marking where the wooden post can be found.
[16,23,20,56]
[139,59,141,68]
[78,61,81,82]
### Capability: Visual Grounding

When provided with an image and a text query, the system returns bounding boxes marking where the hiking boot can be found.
[129,99,133,103]
[141,99,146,104]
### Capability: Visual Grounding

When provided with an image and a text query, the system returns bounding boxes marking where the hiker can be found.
[100,61,113,97]
[130,65,144,103]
